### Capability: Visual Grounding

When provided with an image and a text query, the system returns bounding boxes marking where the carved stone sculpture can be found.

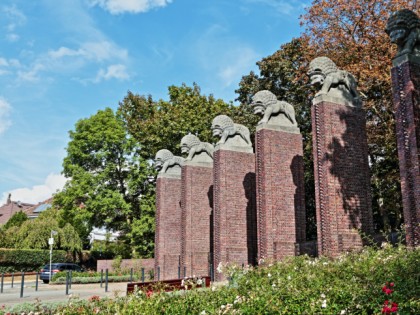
[211,115,252,146]
[251,90,298,127]
[180,134,214,161]
[154,149,184,174]
[386,9,420,57]
[307,56,360,105]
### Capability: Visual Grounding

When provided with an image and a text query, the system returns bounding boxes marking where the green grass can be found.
[1,244,419,314]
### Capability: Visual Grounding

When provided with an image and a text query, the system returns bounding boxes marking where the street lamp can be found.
[49,230,58,282]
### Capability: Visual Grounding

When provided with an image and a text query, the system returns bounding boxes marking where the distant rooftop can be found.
[0,194,35,225]
[24,198,53,218]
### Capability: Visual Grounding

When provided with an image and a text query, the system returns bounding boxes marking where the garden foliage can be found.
[2,245,418,314]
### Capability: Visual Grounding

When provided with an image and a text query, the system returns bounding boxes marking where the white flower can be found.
[321,299,327,308]
[217,262,223,273]
[287,275,291,280]
[272,283,276,287]
[320,293,326,299]
[268,273,272,278]
[197,278,203,285]
[200,311,207,315]
[258,258,265,265]
[340,310,346,314]
[220,305,226,309]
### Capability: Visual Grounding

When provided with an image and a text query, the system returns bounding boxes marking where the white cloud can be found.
[17,63,45,82]
[2,5,26,42]
[6,33,19,42]
[192,24,259,90]
[82,41,128,61]
[48,47,85,59]
[0,98,12,134]
[0,173,67,206]
[0,58,9,67]
[0,57,21,76]
[48,41,128,62]
[218,47,259,87]
[94,64,129,82]
[89,0,173,14]
[245,0,307,15]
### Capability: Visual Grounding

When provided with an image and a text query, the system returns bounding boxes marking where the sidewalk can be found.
[0,281,128,308]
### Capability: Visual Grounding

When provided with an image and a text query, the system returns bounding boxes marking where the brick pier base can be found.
[181,161,213,277]
[255,126,306,260]
[155,173,182,280]
[311,97,373,257]
[213,148,257,280]
[391,54,420,247]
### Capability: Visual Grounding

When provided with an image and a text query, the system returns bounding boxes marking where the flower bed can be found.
[1,244,419,314]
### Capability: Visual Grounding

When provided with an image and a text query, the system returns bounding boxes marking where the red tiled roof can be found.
[24,197,53,217]
[0,200,35,225]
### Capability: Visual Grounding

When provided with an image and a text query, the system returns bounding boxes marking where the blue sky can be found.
[0,0,308,205]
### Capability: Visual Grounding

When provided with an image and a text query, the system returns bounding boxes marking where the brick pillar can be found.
[311,97,373,257]
[213,148,257,281]
[180,160,213,278]
[255,125,306,261]
[155,173,182,280]
[390,54,420,247]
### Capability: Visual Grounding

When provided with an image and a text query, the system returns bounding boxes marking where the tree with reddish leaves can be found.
[236,1,419,234]
[301,0,419,232]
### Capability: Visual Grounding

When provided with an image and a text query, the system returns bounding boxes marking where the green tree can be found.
[1,208,82,251]
[53,108,156,256]
[235,38,317,239]
[118,83,234,159]
[1,211,28,230]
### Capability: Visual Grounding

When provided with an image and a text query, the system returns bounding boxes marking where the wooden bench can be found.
[127,276,211,294]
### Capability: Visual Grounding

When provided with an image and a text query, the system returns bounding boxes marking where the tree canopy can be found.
[0,208,82,251]
[118,83,234,159]
[53,108,156,256]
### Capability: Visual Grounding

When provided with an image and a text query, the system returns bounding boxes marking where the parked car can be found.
[40,263,84,283]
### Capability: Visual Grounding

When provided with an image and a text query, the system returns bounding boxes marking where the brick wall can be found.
[97,258,154,274]
[311,100,373,257]
[391,56,420,247]
[255,127,306,260]
[213,149,257,280]
[155,176,182,280]
[181,164,213,277]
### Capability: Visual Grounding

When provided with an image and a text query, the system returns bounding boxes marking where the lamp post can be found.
[49,230,58,282]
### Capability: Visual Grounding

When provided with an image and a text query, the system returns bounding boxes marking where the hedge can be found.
[0,248,73,272]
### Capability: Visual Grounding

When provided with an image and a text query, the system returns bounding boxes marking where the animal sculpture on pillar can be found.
[307,56,360,105]
[180,134,214,161]
[154,149,184,173]
[211,115,252,146]
[385,9,420,57]
[250,90,297,127]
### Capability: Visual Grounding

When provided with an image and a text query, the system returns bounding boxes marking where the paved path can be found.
[0,281,128,308]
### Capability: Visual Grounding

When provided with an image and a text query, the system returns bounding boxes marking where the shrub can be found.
[1,245,419,314]
[0,249,71,272]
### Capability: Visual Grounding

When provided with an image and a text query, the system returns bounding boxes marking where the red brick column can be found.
[155,174,182,280]
[311,99,373,257]
[213,148,257,281]
[391,55,420,247]
[180,163,213,277]
[255,126,306,260]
